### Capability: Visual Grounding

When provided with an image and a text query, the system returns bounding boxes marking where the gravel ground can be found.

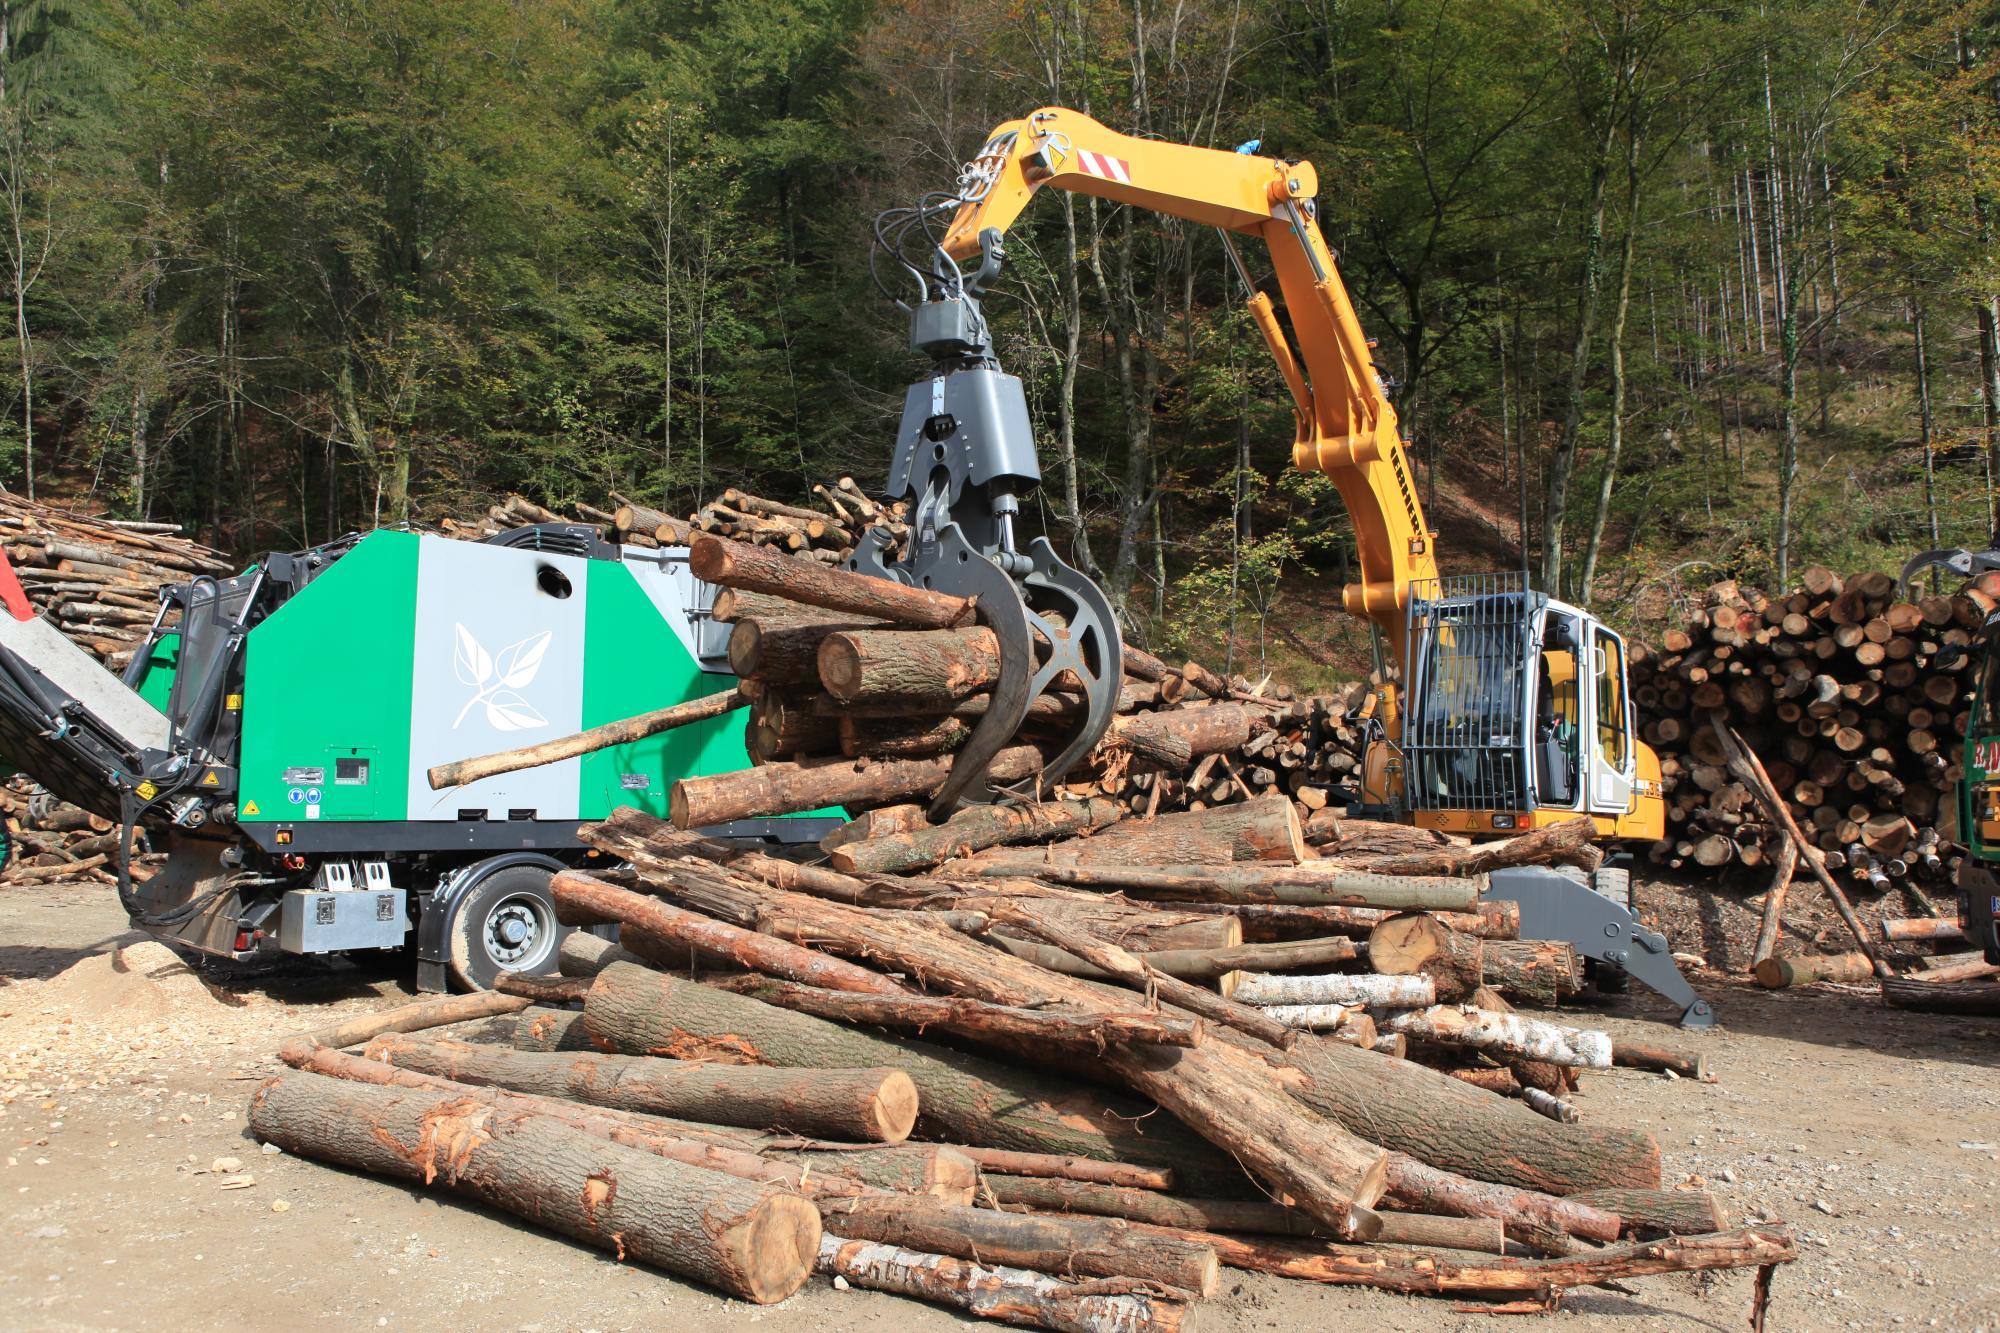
[3,877,1998,1332]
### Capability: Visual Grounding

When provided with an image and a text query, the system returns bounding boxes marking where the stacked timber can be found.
[699,533,1362,820]
[444,480,911,566]
[0,777,140,883]
[255,805,1789,1323]
[1633,568,1977,892]
[0,491,234,669]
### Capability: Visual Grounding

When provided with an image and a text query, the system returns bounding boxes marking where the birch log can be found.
[1382,1006,1613,1070]
[1234,972,1435,1008]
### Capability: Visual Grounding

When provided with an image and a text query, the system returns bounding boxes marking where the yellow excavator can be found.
[908,106,1664,842]
[854,107,1697,1023]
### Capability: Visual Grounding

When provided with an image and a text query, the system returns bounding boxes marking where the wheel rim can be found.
[481,891,555,972]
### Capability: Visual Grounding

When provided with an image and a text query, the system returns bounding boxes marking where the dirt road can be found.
[4,878,1998,1332]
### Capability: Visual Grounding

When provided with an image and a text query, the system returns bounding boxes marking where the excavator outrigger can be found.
[859,109,1706,1024]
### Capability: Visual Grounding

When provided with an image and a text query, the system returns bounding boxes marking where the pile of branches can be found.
[270,538,1798,1326]
[1633,568,1975,891]
[0,492,233,669]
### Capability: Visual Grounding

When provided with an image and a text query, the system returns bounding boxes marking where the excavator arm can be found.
[941,109,1439,684]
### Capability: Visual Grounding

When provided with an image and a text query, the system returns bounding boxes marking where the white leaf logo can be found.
[454,623,493,687]
[484,690,549,732]
[495,631,552,689]
[451,625,552,732]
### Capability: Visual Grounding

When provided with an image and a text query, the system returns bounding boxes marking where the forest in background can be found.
[4,0,2000,678]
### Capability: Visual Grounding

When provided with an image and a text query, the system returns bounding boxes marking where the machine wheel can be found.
[1592,866,1633,912]
[445,862,565,991]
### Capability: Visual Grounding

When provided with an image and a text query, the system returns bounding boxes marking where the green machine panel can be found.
[238,531,419,823]
[579,558,749,818]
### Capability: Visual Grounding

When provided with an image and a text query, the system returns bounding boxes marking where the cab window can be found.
[1595,635,1628,769]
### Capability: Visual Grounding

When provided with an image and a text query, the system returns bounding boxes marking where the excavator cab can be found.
[1389,575,1657,839]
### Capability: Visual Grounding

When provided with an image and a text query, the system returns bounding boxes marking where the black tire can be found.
[1592,866,1633,913]
[445,863,567,992]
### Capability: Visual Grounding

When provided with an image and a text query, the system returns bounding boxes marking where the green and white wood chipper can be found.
[0,522,835,990]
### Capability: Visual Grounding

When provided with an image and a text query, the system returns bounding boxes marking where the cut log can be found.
[732,617,884,687]
[277,1040,969,1203]
[552,870,894,993]
[1367,913,1486,1002]
[1235,972,1435,1008]
[817,627,1005,704]
[670,744,1043,826]
[1341,815,1601,877]
[1105,1223,1796,1301]
[1880,917,1967,942]
[1261,1003,1373,1033]
[690,534,975,629]
[830,799,1125,875]
[819,1195,1221,1296]
[1611,1040,1713,1082]
[1382,1153,1623,1251]
[250,1069,821,1303]
[815,1236,1195,1333]
[1018,863,1482,910]
[702,974,1202,1048]
[1077,793,1305,862]
[1479,939,1584,1005]
[293,991,533,1051]
[514,1005,599,1051]
[1381,1006,1612,1069]
[1881,977,2000,1015]
[1752,951,1874,988]
[362,1034,919,1142]
[427,688,743,789]
[1279,1037,1661,1194]
[1166,900,1520,942]
[1120,935,1359,980]
[578,963,1244,1191]
[1100,704,1256,769]
[948,1150,1171,1191]
[1566,1188,1730,1239]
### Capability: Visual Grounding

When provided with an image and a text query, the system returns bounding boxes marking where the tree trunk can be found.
[250,1069,821,1303]
[1368,913,1487,1001]
[1100,704,1255,769]
[1234,972,1434,1008]
[362,1034,918,1143]
[817,627,1004,704]
[830,799,1125,875]
[1381,1006,1612,1069]
[1279,1035,1660,1193]
[1580,125,1646,604]
[702,974,1201,1048]
[815,1236,1195,1333]
[428,688,744,789]
[1027,863,1481,911]
[1565,1188,1728,1239]
[819,1196,1221,1295]
[277,1040,966,1203]
[690,534,975,629]
[670,745,1043,826]
[1163,900,1520,942]
[294,990,533,1050]
[1881,977,2000,1015]
[578,963,1244,1191]
[949,1149,1170,1191]
[1382,1153,1622,1252]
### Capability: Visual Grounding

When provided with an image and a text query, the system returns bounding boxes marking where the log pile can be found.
[256,540,1794,1324]
[0,491,234,670]
[0,776,141,883]
[253,815,1791,1323]
[442,481,912,567]
[1633,568,1976,892]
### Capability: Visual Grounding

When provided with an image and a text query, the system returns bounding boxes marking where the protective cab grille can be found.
[1402,572,1541,812]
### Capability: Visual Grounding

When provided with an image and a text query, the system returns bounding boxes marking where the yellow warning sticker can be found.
[135,780,157,800]
[224,693,243,711]
[200,770,220,786]
[242,799,261,816]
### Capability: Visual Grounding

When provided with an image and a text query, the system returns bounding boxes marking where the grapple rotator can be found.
[852,216,1121,819]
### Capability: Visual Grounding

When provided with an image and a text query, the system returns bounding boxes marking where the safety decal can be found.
[242,800,261,816]
[199,770,220,786]
[1075,150,1132,184]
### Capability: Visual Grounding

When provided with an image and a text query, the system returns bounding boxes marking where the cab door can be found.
[1584,621,1638,815]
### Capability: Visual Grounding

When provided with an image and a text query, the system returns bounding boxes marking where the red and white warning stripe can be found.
[1075,149,1133,184]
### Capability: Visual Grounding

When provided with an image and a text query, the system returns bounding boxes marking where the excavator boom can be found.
[943,109,1437,682]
